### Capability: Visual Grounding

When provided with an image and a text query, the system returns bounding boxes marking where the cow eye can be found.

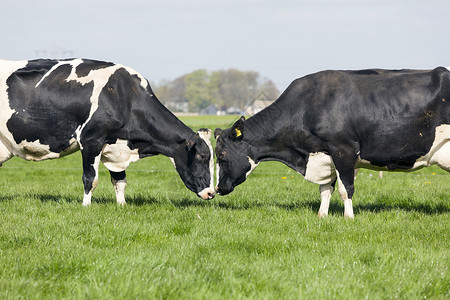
[196,153,208,162]
[217,151,227,160]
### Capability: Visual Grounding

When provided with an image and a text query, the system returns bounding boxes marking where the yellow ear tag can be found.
[235,128,242,137]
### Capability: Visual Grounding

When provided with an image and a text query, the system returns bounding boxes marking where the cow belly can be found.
[14,138,80,161]
[304,152,337,184]
[101,139,140,172]
[357,124,450,172]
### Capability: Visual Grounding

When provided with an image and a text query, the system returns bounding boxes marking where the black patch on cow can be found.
[354,69,450,169]
[78,68,136,144]
[76,60,115,77]
[16,59,59,75]
[6,60,93,152]
[110,170,126,181]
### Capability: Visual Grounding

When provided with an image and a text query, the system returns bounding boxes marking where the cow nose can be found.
[215,186,222,195]
[198,187,215,200]
[215,184,232,196]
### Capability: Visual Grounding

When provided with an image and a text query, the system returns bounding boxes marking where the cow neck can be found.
[244,102,299,165]
[131,96,194,158]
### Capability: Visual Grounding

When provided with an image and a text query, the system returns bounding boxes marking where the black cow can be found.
[214,67,450,218]
[0,58,215,205]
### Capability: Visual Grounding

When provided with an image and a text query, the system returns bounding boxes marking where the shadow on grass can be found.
[353,202,450,215]
[213,197,449,215]
[166,196,449,215]
[0,195,17,202]
[34,193,200,207]
[34,193,79,203]
[18,192,450,216]
[35,193,161,206]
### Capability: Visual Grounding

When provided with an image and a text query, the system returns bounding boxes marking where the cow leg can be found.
[330,149,357,218]
[81,148,103,206]
[110,170,127,205]
[337,175,354,218]
[331,156,355,218]
[318,180,336,218]
[334,168,355,218]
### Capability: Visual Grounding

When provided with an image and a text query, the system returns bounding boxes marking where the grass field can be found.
[0,116,449,299]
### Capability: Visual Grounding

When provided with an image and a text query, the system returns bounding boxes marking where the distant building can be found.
[244,91,275,115]
[36,46,73,58]
[226,106,243,115]
[200,104,219,115]
[165,101,189,113]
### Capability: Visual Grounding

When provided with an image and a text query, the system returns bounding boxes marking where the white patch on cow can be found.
[82,191,92,207]
[0,141,12,166]
[92,154,101,188]
[304,152,336,184]
[215,134,220,189]
[111,177,127,205]
[101,139,140,172]
[246,156,259,178]
[318,183,334,218]
[169,157,176,169]
[11,138,79,161]
[198,129,215,190]
[19,140,56,160]
[0,60,28,158]
[304,152,353,218]
[415,124,450,170]
[215,162,220,189]
[197,129,216,200]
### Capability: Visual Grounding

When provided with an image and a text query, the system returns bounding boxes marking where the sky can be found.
[2,0,449,91]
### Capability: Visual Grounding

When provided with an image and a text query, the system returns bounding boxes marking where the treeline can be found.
[153,69,280,113]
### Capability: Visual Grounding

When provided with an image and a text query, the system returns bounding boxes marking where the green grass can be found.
[0,116,449,299]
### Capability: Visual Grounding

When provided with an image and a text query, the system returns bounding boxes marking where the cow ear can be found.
[197,128,211,140]
[230,116,245,141]
[185,135,197,152]
[214,128,223,139]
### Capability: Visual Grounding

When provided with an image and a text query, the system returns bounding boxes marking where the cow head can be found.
[171,129,215,200]
[214,116,258,195]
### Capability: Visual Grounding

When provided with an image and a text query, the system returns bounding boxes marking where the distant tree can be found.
[259,79,279,100]
[210,69,259,110]
[153,69,280,113]
[170,76,187,103]
[185,69,213,111]
[152,79,171,104]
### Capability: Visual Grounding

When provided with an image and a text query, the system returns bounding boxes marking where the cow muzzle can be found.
[215,185,233,196]
[198,187,215,200]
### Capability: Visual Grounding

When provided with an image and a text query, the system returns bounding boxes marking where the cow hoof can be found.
[318,210,328,218]
[344,213,354,219]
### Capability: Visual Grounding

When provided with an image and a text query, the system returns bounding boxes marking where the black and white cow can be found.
[214,67,450,218]
[0,58,215,205]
